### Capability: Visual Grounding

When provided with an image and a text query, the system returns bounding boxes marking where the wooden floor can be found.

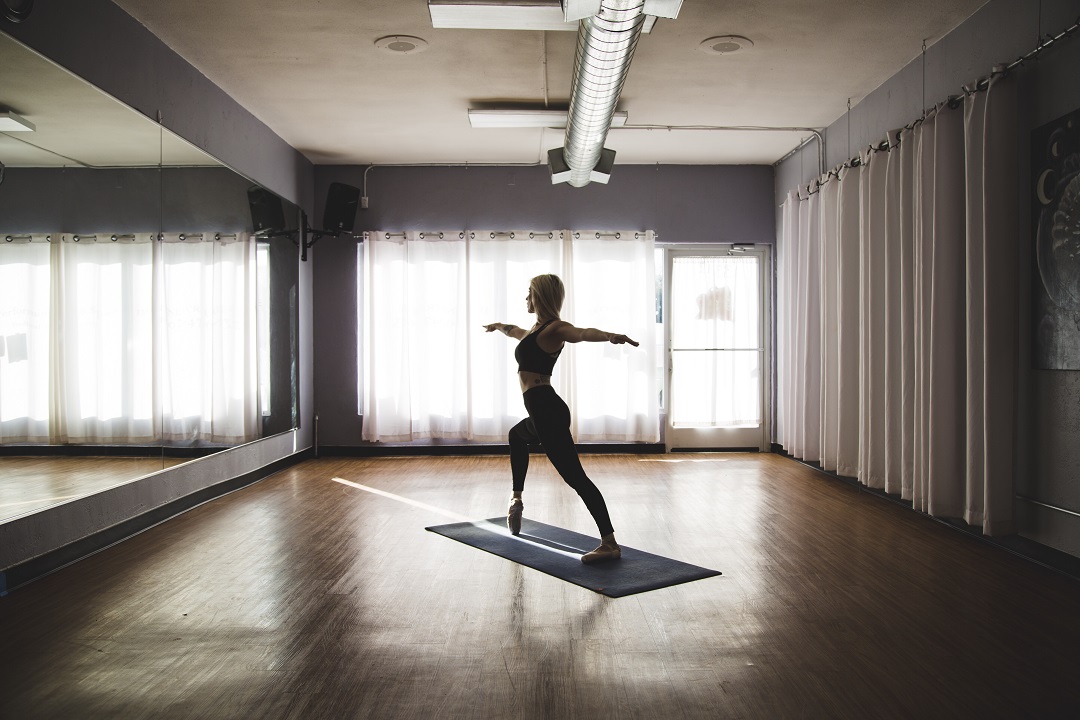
[1,453,1078,719]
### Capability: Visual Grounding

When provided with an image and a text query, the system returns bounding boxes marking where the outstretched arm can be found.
[484,322,528,340]
[549,321,639,347]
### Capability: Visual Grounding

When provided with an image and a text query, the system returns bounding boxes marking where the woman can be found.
[484,274,638,563]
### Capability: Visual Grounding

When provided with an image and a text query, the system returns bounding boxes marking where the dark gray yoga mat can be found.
[425,517,721,598]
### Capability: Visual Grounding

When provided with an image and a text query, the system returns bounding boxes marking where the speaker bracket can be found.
[297,227,339,262]
[271,226,350,261]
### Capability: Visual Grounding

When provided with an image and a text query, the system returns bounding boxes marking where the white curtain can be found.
[362,231,471,441]
[964,77,1019,534]
[0,238,51,442]
[158,234,259,444]
[563,232,658,440]
[777,74,1018,535]
[362,230,658,443]
[0,233,259,445]
[50,236,156,443]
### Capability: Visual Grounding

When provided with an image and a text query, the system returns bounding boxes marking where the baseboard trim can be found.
[318,443,666,457]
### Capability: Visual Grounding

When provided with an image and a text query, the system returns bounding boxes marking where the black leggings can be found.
[508,385,614,538]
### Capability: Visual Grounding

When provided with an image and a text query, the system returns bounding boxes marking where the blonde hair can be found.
[530,274,565,321]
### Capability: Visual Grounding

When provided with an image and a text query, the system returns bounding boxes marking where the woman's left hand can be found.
[610,334,639,347]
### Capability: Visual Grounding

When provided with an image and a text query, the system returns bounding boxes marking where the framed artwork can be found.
[1032,108,1080,369]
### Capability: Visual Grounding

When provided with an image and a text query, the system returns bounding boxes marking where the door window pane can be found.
[671,255,759,350]
[671,350,760,427]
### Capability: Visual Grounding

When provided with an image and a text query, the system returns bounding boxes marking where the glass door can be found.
[665,247,769,450]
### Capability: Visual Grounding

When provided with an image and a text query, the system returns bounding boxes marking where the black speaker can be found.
[323,182,360,233]
[247,186,286,234]
[3,0,34,23]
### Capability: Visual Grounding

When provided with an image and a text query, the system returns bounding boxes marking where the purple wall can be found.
[312,163,775,445]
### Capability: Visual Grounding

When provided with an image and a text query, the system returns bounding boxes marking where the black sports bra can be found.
[515,321,562,375]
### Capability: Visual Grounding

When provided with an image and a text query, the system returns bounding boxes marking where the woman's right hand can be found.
[484,323,501,333]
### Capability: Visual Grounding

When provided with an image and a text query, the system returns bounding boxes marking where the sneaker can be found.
[507,498,523,535]
[581,540,621,564]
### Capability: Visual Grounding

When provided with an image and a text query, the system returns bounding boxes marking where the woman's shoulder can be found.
[542,319,573,332]
[540,319,575,342]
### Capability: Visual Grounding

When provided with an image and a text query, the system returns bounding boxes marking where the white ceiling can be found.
[4,1,991,169]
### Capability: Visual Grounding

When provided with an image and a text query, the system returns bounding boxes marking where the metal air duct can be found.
[549,0,681,187]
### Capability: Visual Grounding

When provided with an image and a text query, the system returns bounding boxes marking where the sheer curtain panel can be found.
[51,236,155,443]
[0,238,51,442]
[158,234,259,444]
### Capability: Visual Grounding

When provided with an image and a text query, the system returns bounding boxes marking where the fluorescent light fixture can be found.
[469,109,628,128]
[429,1,658,32]
[430,0,573,30]
[0,112,35,132]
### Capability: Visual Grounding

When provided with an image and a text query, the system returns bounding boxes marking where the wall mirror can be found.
[0,30,300,523]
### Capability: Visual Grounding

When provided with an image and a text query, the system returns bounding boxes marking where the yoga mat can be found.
[425,517,721,598]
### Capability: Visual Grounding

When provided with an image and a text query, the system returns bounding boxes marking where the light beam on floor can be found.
[331,477,583,559]
[637,458,731,463]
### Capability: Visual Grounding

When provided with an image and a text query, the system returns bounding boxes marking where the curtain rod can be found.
[793,13,1080,199]
[364,230,652,241]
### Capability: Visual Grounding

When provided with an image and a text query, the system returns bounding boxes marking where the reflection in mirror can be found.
[0,30,300,524]
[157,161,301,446]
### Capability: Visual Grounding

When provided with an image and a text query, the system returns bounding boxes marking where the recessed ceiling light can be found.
[0,111,35,132]
[374,35,429,55]
[699,35,753,55]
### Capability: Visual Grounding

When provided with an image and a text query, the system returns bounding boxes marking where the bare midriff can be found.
[518,371,552,393]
